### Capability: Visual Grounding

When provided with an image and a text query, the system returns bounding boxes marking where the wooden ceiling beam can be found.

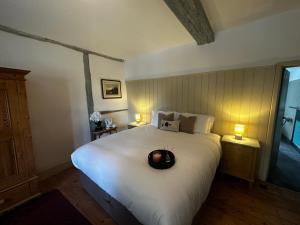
[0,24,124,62]
[164,0,214,45]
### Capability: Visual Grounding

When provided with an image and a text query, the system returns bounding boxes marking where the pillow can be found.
[178,115,196,134]
[151,110,177,127]
[158,113,174,128]
[179,113,215,134]
[160,120,180,132]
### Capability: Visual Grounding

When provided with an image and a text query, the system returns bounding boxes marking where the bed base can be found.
[79,172,142,225]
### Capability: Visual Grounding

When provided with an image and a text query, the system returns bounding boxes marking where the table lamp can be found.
[135,113,141,123]
[234,124,245,140]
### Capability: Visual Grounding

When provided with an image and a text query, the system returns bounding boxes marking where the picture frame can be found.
[101,79,122,99]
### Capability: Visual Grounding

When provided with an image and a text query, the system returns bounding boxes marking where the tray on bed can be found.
[148,150,175,169]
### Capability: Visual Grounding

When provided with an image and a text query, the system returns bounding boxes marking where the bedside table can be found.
[91,127,118,141]
[128,122,147,129]
[221,135,260,186]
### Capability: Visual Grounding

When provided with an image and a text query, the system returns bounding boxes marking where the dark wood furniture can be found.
[91,127,118,141]
[0,67,39,213]
[221,135,260,186]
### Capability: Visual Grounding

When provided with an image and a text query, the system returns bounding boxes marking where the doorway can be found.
[268,66,300,192]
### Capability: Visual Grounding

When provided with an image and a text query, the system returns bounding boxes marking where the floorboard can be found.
[40,168,300,225]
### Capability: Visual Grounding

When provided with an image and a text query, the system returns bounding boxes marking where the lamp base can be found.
[235,134,243,140]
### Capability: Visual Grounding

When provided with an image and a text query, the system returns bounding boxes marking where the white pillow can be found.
[160,119,180,132]
[151,110,178,128]
[179,113,214,134]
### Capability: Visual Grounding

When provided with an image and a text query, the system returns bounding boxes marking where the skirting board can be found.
[0,193,41,215]
[38,161,73,181]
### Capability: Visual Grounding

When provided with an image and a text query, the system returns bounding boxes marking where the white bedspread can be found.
[71,125,221,225]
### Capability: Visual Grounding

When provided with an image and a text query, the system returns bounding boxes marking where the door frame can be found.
[268,60,300,180]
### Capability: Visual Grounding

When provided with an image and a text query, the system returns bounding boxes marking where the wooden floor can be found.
[40,168,300,225]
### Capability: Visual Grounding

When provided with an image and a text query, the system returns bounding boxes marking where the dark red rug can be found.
[0,190,92,225]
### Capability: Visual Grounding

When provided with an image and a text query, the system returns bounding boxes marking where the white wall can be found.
[0,30,125,172]
[89,55,128,128]
[125,9,300,80]
[0,30,90,172]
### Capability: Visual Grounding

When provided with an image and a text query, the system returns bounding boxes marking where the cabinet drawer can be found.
[221,142,256,181]
[0,183,31,211]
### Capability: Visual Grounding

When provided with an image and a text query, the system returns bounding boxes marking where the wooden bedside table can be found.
[128,122,147,129]
[91,127,118,141]
[221,135,260,186]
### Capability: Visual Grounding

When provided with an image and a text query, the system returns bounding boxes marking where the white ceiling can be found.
[0,0,300,60]
[202,0,300,31]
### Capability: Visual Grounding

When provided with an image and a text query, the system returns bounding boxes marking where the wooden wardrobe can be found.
[0,67,39,212]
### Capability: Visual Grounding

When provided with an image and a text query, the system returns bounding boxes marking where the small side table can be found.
[221,135,260,186]
[128,122,147,129]
[91,127,118,141]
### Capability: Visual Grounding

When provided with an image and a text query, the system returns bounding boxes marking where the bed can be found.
[71,124,221,225]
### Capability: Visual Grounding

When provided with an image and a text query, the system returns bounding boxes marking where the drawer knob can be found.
[0,199,5,204]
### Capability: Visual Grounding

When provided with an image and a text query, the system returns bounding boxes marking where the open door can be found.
[268,65,300,191]
[268,69,290,172]
[292,110,300,148]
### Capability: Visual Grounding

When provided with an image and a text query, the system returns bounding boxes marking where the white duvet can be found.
[71,125,221,225]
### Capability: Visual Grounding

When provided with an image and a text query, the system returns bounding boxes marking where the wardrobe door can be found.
[15,80,35,176]
[0,80,26,190]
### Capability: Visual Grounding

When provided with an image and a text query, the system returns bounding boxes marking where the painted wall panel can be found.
[126,66,279,180]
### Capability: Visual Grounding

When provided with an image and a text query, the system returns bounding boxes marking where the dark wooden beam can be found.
[83,53,94,137]
[164,0,214,45]
[0,24,124,62]
[100,109,128,115]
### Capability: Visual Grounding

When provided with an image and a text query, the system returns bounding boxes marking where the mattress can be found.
[71,125,221,225]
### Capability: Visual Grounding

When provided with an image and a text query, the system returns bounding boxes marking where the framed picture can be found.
[101,79,122,99]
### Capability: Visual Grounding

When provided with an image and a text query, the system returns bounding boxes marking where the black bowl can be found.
[148,150,175,169]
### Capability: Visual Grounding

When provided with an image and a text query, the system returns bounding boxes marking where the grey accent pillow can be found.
[178,114,197,134]
[160,120,180,132]
[157,113,174,128]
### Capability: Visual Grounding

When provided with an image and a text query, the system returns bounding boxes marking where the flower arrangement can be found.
[90,111,102,123]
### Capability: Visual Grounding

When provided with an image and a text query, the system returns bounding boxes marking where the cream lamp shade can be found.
[234,124,245,140]
[135,113,141,123]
